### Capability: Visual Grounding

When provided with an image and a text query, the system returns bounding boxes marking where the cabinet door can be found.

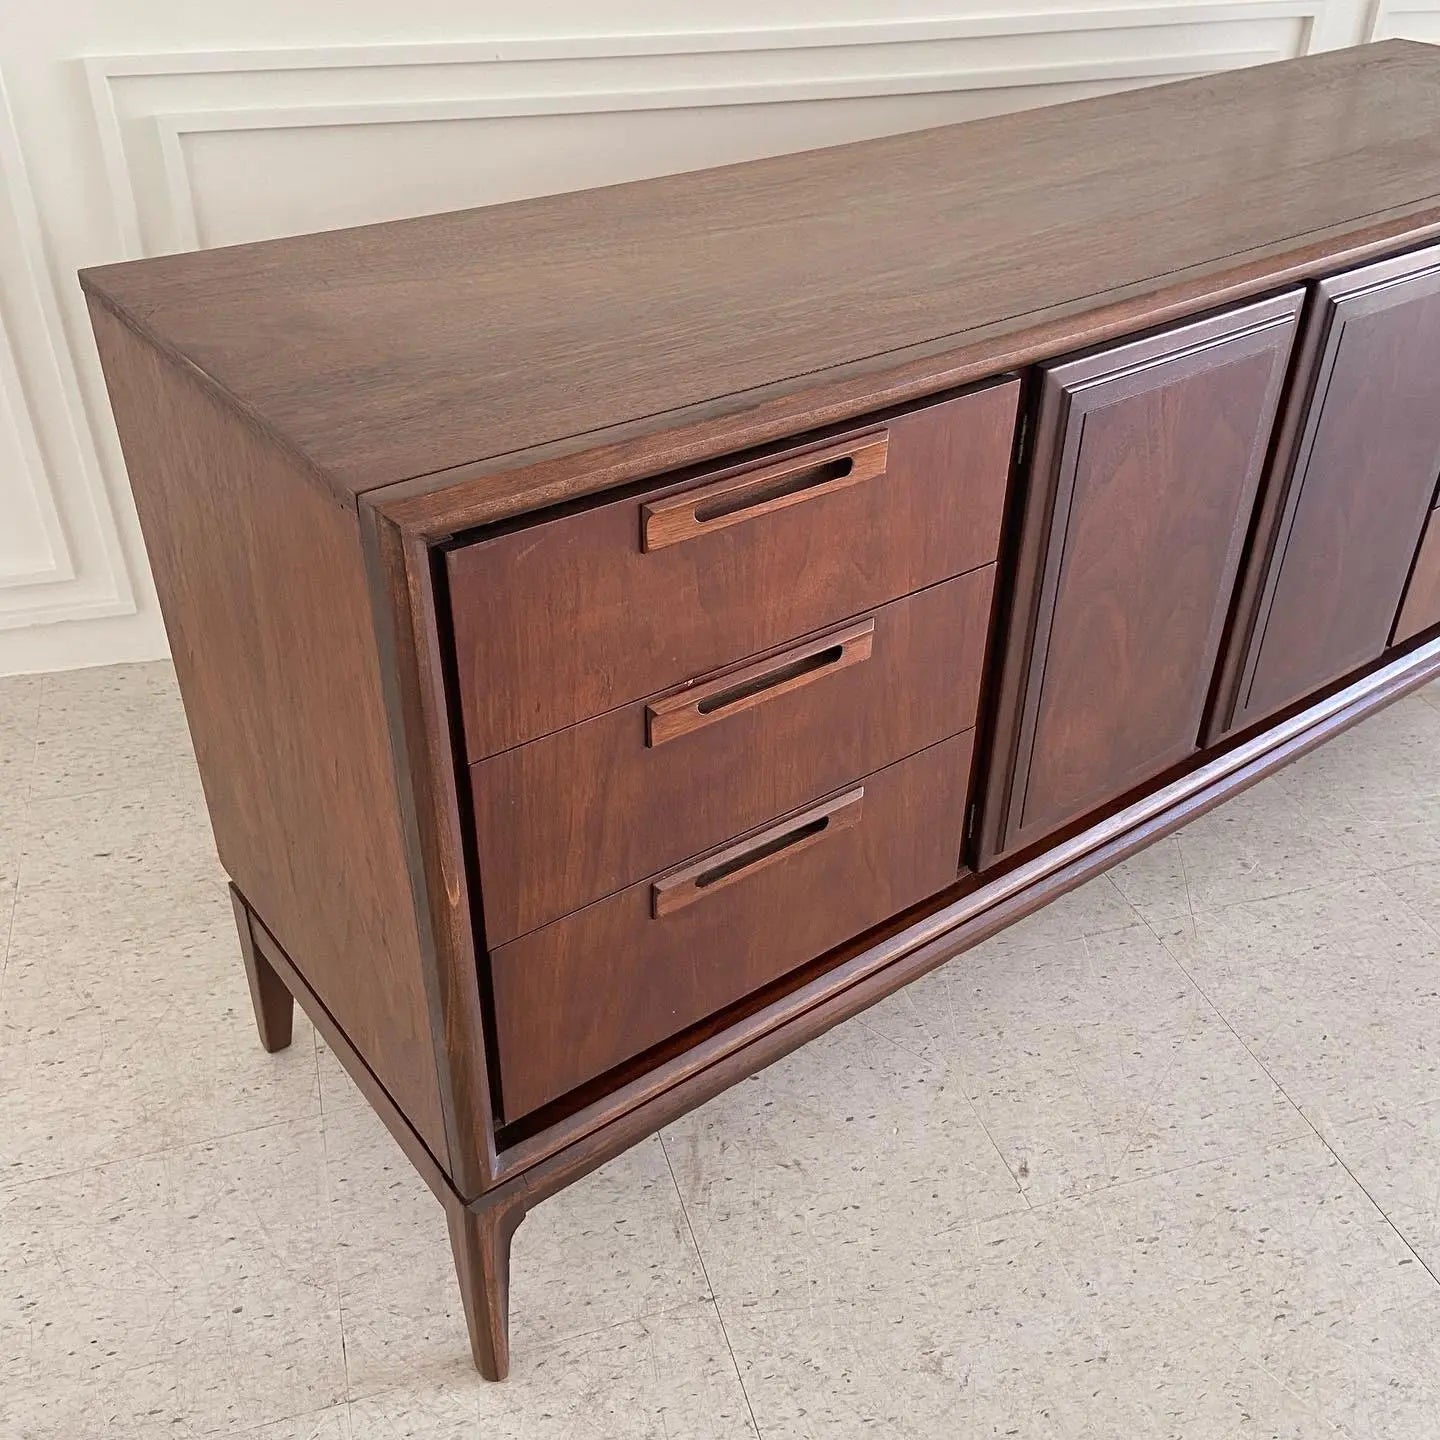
[1393,506,1440,647]
[1208,246,1440,739]
[978,292,1301,866]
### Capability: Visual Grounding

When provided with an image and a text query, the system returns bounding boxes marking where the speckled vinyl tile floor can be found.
[2,663,1439,1438]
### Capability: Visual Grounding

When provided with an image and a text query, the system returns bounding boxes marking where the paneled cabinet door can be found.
[1207,246,1440,741]
[977,291,1302,867]
[1393,506,1440,647]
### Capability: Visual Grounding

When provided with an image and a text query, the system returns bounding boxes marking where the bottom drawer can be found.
[1394,507,1440,645]
[489,732,973,1122]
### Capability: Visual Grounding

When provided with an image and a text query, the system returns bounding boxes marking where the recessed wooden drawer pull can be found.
[641,433,889,551]
[645,618,876,746]
[650,787,864,917]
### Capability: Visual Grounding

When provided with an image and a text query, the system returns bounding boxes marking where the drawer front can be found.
[1394,506,1440,646]
[470,569,994,944]
[488,732,972,1122]
[446,379,1019,758]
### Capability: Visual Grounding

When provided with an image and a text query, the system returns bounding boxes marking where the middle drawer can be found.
[470,567,995,945]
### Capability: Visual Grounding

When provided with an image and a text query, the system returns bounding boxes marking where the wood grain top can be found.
[81,40,1440,502]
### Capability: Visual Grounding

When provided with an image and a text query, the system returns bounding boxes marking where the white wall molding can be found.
[0,323,72,590]
[0,3,1379,673]
[86,5,1328,255]
[1367,0,1440,38]
[83,5,1338,79]
[146,43,1290,251]
[0,70,137,633]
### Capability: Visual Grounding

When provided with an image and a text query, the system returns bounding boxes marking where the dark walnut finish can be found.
[1394,506,1440,646]
[78,42,1440,501]
[445,383,1016,759]
[86,301,449,1162]
[471,569,995,944]
[979,292,1301,864]
[488,734,972,1122]
[231,885,294,1054]
[1210,244,1440,738]
[80,43,1440,1381]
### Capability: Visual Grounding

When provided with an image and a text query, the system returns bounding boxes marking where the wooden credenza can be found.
[82,40,1440,1380]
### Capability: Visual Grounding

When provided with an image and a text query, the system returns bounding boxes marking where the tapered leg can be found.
[446,1190,527,1380]
[229,883,294,1052]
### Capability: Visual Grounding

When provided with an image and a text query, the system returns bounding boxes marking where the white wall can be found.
[0,0,1420,675]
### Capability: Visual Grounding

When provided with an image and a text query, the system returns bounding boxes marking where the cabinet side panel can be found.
[88,300,448,1164]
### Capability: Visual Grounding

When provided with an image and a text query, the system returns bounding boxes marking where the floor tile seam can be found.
[961,1088,1035,1210]
[0,694,41,990]
[1172,832,1199,930]
[658,1130,767,1439]
[877,998,1038,1208]
[937,914,1271,1205]
[1212,1338,1353,1438]
[686,1138,1334,1318]
[1372,869,1440,950]
[200,1400,349,1439]
[337,1296,732,1411]
[1150,868,1389,931]
[0,872,19,994]
[0,1110,325,1198]
[787,988,1032,1206]
[1142,914,1440,1297]
[23,739,200,810]
[851,1013,944,1067]
[1099,1000,1216,1183]
[1307,1136,1440,1297]
[1017,1128,1324,1218]
[316,1081,358,1406]
[1047,949,1155,1163]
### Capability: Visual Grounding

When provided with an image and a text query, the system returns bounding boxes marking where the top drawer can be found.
[445,378,1020,758]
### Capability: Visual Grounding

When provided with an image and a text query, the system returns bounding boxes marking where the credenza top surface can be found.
[81,40,1440,501]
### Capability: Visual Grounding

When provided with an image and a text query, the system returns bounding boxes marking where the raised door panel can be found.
[978,291,1302,866]
[1209,246,1440,738]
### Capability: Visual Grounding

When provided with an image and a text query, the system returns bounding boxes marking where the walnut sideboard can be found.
[82,40,1440,1379]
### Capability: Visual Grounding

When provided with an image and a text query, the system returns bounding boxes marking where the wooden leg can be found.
[446,1190,527,1380]
[230,883,294,1053]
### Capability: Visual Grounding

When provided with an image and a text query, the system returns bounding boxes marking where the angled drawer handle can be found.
[650,787,865,918]
[645,618,876,746]
[640,433,889,551]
